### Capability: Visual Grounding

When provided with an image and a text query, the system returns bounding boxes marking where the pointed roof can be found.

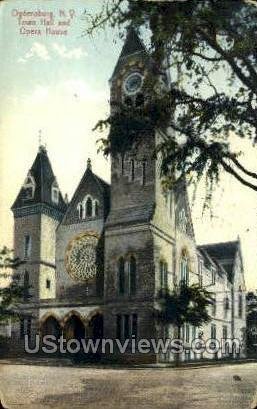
[61,159,110,225]
[120,26,146,58]
[111,26,148,80]
[11,145,67,213]
[198,240,239,282]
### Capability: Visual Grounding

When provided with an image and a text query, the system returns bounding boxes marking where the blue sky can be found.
[0,0,257,289]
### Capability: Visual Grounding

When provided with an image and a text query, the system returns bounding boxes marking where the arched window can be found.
[142,161,146,186]
[124,96,133,107]
[135,93,144,107]
[238,291,243,318]
[94,200,99,217]
[24,235,31,259]
[130,159,135,182]
[118,257,125,295]
[180,256,189,286]
[121,155,125,176]
[78,203,83,219]
[22,173,35,200]
[86,197,93,217]
[23,271,29,301]
[51,180,59,205]
[160,260,168,291]
[224,296,230,318]
[129,256,136,295]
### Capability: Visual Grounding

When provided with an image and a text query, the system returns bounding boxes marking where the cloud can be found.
[18,42,50,63]
[52,43,88,59]
[18,43,88,64]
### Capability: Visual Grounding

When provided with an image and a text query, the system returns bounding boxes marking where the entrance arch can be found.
[41,316,61,339]
[88,313,104,340]
[63,315,85,341]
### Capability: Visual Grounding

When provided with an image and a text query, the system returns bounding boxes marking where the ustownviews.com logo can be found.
[24,335,242,355]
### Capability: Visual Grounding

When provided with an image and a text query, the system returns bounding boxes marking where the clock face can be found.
[65,232,99,281]
[123,72,143,95]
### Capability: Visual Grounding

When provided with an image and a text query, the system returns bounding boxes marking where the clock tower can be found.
[103,28,180,359]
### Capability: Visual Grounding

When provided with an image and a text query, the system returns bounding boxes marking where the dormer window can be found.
[22,173,35,200]
[51,181,59,204]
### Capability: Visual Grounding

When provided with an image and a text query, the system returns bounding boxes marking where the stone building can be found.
[10,28,246,362]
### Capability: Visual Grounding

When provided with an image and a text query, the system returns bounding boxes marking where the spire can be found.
[110,25,147,80]
[11,146,67,213]
[119,26,146,59]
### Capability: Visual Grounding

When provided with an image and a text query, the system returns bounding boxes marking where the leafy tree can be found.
[155,283,213,364]
[86,0,257,203]
[0,246,25,324]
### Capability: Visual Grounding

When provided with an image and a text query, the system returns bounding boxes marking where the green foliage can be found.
[0,281,24,324]
[155,283,213,330]
[0,246,25,323]
[87,0,257,200]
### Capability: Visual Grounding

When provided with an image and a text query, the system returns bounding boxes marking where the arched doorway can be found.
[63,315,85,341]
[86,313,104,361]
[88,313,104,340]
[41,316,61,339]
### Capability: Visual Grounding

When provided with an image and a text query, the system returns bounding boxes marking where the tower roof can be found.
[11,145,67,213]
[198,240,239,282]
[120,26,146,58]
[111,26,148,80]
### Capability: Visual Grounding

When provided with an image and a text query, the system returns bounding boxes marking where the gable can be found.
[61,167,110,226]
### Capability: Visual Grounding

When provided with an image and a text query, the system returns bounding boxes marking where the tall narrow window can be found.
[130,159,135,181]
[51,183,59,205]
[129,256,136,295]
[223,325,228,340]
[212,296,216,317]
[116,315,122,340]
[185,324,190,343]
[142,161,146,186]
[160,261,168,292]
[224,296,230,318]
[118,257,125,295]
[238,293,243,318]
[23,271,29,301]
[121,155,125,176]
[27,317,31,340]
[211,324,216,339]
[124,314,130,339]
[135,93,144,107]
[86,197,93,217]
[78,203,83,219]
[95,201,99,217]
[24,235,31,259]
[20,318,25,339]
[180,257,189,286]
[132,314,138,339]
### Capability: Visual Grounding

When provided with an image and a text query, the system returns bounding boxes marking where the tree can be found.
[0,246,25,325]
[85,0,257,203]
[155,283,213,364]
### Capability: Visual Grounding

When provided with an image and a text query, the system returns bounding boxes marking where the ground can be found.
[0,361,257,408]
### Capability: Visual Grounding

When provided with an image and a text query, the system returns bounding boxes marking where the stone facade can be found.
[9,28,247,363]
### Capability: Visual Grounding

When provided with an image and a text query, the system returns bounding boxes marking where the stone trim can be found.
[12,203,64,221]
